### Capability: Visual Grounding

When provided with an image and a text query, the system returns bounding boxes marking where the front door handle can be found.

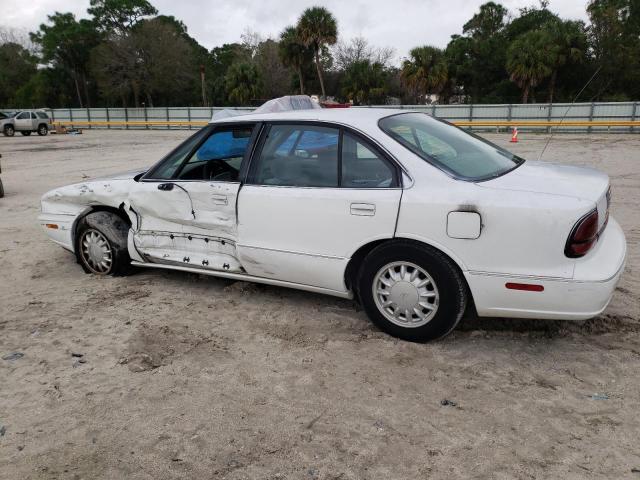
[350,203,376,216]
[211,194,228,205]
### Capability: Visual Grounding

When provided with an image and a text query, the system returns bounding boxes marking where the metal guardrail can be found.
[37,101,639,132]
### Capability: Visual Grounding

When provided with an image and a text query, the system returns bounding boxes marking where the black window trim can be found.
[141,121,262,183]
[378,111,525,183]
[243,120,403,189]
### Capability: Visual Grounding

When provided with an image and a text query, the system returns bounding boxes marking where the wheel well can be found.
[38,123,48,129]
[72,205,131,247]
[344,238,475,311]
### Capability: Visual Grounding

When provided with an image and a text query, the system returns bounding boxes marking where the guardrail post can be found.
[125,108,129,130]
[106,107,110,130]
[69,108,73,127]
[589,102,595,133]
[187,106,192,130]
[507,104,512,134]
[87,108,92,129]
[51,109,55,124]
[631,102,637,133]
[166,107,170,130]
[144,106,148,130]
[468,104,473,131]
[431,104,436,117]
[547,103,552,134]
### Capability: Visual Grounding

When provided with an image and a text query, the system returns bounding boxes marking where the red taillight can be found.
[565,209,598,258]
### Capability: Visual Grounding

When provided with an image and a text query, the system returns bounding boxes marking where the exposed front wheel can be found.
[358,241,468,342]
[37,125,48,136]
[75,212,132,276]
[4,125,15,137]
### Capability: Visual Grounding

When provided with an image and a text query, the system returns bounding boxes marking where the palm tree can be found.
[544,19,586,102]
[506,30,553,103]
[400,46,448,103]
[225,62,261,105]
[296,6,337,98]
[278,26,312,94]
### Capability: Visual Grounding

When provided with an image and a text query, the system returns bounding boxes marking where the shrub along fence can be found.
[41,102,640,133]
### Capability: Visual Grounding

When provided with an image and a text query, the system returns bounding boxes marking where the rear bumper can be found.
[38,212,75,252]
[466,217,626,320]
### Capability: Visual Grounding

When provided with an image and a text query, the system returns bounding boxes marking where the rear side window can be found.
[342,133,396,188]
[253,125,339,187]
[250,123,398,188]
[36,112,49,119]
[380,113,524,181]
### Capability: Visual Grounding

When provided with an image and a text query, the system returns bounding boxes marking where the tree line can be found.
[0,0,638,109]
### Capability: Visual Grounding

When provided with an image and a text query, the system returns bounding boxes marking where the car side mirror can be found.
[158,183,175,191]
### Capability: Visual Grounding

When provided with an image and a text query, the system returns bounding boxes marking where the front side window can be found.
[379,113,524,181]
[253,125,339,187]
[145,127,209,180]
[16,112,30,120]
[176,126,254,181]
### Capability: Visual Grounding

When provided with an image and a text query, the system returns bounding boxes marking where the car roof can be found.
[209,107,415,125]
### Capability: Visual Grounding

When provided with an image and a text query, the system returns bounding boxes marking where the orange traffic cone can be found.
[510,127,519,143]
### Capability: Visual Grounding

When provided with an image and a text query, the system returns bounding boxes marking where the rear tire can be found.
[75,212,132,276]
[37,124,48,136]
[357,241,468,342]
[21,131,31,136]
[4,125,15,137]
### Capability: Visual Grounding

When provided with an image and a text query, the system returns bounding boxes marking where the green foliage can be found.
[401,46,448,102]
[225,62,261,105]
[88,0,157,33]
[279,26,313,94]
[0,43,38,107]
[297,6,338,98]
[506,30,553,103]
[342,60,388,105]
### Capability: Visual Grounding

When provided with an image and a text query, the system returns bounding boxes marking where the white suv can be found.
[2,110,51,137]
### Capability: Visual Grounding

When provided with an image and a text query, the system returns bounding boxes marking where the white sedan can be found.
[39,107,627,342]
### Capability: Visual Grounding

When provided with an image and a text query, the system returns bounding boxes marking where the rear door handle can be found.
[211,194,228,205]
[350,203,376,216]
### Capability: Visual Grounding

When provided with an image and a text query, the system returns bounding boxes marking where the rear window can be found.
[379,113,524,181]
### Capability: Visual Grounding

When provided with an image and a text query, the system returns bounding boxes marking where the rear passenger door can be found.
[236,122,402,293]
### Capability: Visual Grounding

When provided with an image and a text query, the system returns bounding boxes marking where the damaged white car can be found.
[39,106,626,342]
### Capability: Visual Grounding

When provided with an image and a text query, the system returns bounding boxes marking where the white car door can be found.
[14,112,32,130]
[128,123,258,272]
[237,123,402,293]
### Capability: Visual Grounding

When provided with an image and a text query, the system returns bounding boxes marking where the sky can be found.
[2,0,589,62]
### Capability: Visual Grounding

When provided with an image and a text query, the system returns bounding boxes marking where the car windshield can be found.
[379,112,524,181]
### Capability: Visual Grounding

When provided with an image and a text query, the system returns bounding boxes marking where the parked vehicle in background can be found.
[2,110,51,137]
[38,103,626,342]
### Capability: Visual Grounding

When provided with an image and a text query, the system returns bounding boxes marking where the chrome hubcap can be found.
[80,229,113,274]
[372,261,439,328]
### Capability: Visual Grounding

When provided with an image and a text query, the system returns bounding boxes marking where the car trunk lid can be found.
[478,160,611,231]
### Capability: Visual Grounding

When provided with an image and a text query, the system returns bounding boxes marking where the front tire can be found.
[358,241,468,342]
[4,125,15,137]
[75,212,131,276]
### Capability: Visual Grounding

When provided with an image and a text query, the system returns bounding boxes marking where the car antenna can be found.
[537,65,602,161]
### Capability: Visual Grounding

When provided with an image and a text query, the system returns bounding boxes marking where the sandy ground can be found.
[0,129,639,480]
